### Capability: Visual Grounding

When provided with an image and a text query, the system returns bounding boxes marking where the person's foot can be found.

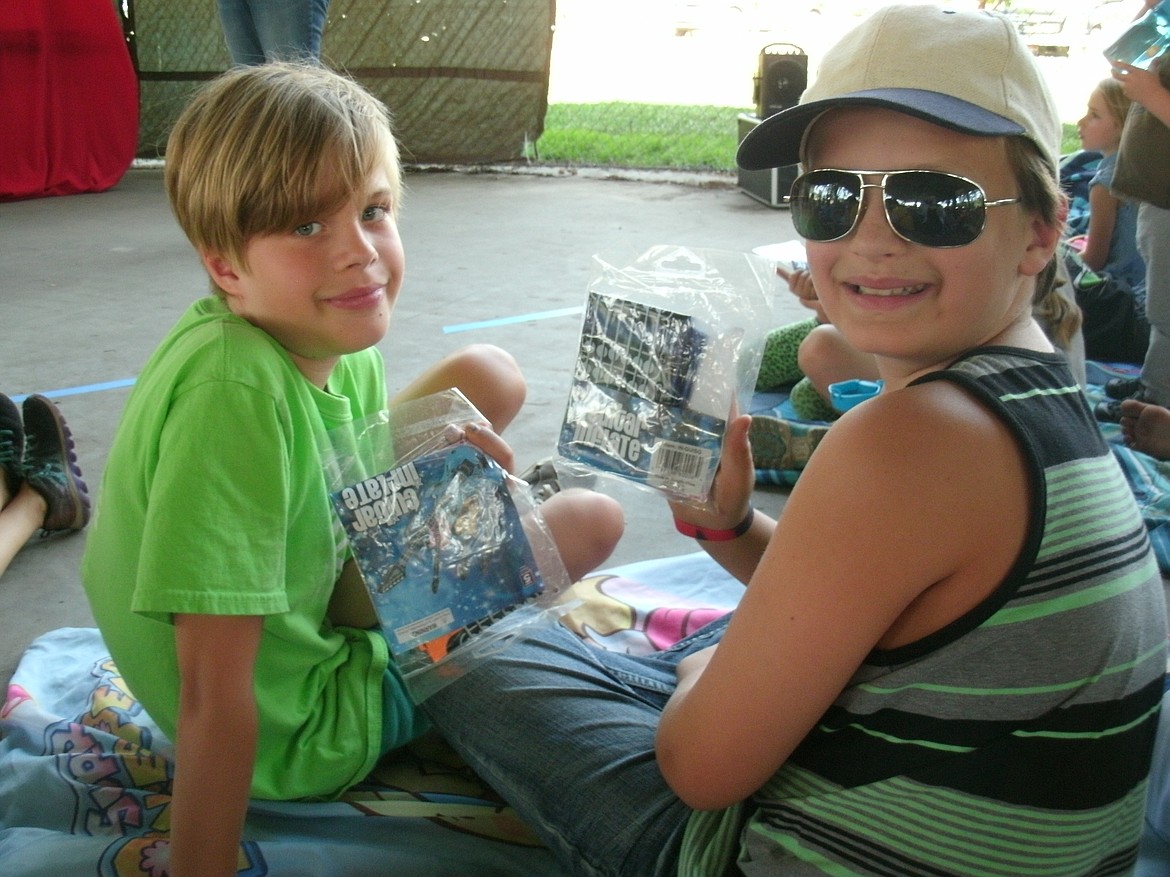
[748,415,829,470]
[21,395,90,532]
[0,394,23,500]
[1105,377,1145,400]
[1119,399,1170,462]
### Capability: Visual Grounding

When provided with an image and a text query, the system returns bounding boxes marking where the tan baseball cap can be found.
[737,4,1061,173]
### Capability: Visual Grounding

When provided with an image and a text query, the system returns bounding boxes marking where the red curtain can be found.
[0,0,139,201]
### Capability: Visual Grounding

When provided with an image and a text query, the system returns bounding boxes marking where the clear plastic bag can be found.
[556,245,774,505]
[323,389,572,702]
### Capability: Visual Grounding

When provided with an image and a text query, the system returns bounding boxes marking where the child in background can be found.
[749,266,836,470]
[80,62,623,877]
[754,268,837,423]
[422,8,1166,876]
[749,263,1084,472]
[1063,77,1151,366]
[1068,78,1145,289]
[1097,2,1170,417]
[0,393,89,578]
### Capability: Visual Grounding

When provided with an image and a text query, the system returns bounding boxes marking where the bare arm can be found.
[1114,60,1170,128]
[170,613,264,877]
[1080,182,1121,272]
[656,383,1030,809]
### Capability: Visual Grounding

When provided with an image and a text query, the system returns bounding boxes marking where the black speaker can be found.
[754,43,807,119]
[737,113,798,209]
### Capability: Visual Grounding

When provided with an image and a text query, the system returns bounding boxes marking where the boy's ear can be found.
[1020,197,1067,278]
[201,250,244,295]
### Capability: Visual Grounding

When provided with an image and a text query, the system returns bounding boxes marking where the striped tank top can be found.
[684,347,1168,877]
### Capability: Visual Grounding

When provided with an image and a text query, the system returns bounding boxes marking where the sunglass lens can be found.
[884,172,985,247]
[790,171,861,242]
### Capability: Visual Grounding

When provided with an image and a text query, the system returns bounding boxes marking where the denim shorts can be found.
[424,612,732,877]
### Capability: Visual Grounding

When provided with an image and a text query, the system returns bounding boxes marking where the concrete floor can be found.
[0,166,808,687]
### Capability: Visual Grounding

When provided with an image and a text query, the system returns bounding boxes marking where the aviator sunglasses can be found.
[788,169,1021,249]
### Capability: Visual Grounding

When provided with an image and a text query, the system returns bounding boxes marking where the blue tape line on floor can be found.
[24,305,586,398]
[12,378,137,404]
[443,306,583,334]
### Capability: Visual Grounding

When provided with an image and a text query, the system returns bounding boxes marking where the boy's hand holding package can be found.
[324,389,572,701]
[451,420,515,475]
[668,413,755,540]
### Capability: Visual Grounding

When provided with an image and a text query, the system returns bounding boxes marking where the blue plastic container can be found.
[828,379,883,413]
[1104,0,1170,70]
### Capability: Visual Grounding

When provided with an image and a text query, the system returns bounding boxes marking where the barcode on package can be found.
[394,608,455,646]
[648,441,710,494]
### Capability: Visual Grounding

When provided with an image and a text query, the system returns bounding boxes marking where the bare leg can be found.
[1120,399,1170,461]
[538,488,624,582]
[797,324,879,399]
[395,348,623,580]
[391,344,526,433]
[0,483,48,579]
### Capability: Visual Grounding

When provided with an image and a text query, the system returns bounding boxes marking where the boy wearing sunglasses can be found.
[423,7,1168,876]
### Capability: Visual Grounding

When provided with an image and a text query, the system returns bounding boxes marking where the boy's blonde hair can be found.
[164,62,401,287]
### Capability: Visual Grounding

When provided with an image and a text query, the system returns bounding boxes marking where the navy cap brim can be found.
[736,88,1027,171]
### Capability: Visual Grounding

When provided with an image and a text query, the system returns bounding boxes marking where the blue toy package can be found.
[558,292,727,498]
[556,246,774,505]
[331,444,544,655]
[323,389,572,702]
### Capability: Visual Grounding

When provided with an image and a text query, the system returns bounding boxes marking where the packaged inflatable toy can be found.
[557,245,774,505]
[325,389,571,701]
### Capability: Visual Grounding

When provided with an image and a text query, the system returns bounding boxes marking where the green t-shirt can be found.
[82,295,424,800]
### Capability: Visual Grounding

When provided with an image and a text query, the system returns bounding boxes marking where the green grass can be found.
[531,103,750,172]
[531,103,1085,172]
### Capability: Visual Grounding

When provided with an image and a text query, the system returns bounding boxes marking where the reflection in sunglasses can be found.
[789,169,1020,248]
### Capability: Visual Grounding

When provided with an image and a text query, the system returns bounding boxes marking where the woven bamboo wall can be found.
[126,0,554,163]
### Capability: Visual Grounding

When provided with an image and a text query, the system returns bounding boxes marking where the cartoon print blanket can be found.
[0,552,742,877]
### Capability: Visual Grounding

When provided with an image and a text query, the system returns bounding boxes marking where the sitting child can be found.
[1064,77,1150,366]
[79,62,623,877]
[422,7,1167,876]
[1068,77,1145,290]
